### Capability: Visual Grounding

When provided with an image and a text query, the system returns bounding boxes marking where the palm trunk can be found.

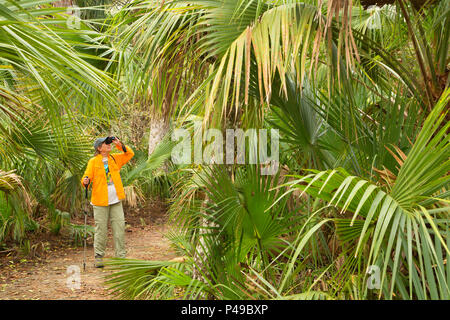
[148,115,169,156]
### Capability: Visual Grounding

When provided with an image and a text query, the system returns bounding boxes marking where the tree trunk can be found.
[148,115,169,156]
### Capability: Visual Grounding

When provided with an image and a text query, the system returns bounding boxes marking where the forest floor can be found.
[0,199,177,300]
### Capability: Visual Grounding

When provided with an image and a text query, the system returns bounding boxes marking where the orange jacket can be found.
[81,144,134,206]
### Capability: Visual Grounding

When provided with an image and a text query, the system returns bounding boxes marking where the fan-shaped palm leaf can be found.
[285,88,449,299]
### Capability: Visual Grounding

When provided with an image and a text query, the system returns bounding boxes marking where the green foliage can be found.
[69,223,95,246]
[105,258,187,299]
[0,0,448,301]
[103,0,448,300]
[286,89,449,299]
[49,209,70,235]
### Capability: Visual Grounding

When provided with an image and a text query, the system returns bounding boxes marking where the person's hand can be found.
[113,137,127,153]
[113,137,122,148]
[83,176,90,186]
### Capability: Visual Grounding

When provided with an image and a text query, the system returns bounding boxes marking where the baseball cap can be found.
[94,137,108,150]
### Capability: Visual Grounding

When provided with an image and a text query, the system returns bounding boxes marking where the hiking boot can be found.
[94,257,104,268]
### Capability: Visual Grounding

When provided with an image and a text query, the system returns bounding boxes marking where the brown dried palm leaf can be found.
[0,169,33,211]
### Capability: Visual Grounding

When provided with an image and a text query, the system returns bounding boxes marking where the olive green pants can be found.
[93,201,126,258]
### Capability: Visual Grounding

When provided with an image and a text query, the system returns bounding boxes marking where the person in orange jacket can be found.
[81,136,134,267]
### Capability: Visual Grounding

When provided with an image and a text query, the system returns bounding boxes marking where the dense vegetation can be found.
[0,0,448,300]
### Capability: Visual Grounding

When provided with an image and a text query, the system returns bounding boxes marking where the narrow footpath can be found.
[0,201,176,300]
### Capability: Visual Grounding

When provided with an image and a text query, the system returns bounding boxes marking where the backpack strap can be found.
[110,154,117,164]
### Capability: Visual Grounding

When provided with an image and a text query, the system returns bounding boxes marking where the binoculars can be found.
[104,136,117,144]
[105,136,127,152]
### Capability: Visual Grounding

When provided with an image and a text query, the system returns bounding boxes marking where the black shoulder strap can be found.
[110,154,117,164]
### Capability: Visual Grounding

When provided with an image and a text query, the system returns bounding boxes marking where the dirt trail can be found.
[0,201,177,300]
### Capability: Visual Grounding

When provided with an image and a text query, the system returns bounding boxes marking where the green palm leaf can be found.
[286,88,449,299]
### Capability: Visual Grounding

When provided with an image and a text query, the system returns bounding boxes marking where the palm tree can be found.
[103,0,208,156]
[86,0,449,299]
[0,0,117,242]
[285,89,449,299]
